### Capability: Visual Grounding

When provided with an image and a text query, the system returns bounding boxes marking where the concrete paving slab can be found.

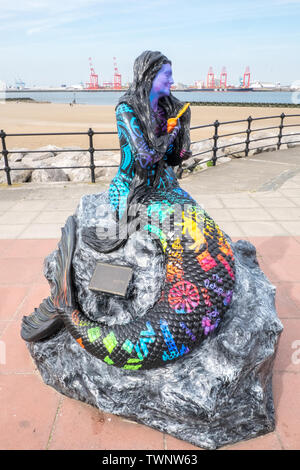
[10,200,49,212]
[183,147,300,195]
[280,181,300,189]
[18,223,63,239]
[193,196,224,209]
[203,208,233,222]
[33,211,74,224]
[247,148,300,166]
[221,197,261,208]
[0,285,28,322]
[229,207,274,221]
[164,434,201,451]
[0,182,106,202]
[289,197,300,206]
[273,282,300,319]
[0,238,58,259]
[274,318,300,373]
[278,189,300,198]
[278,281,300,311]
[273,372,300,450]
[220,432,283,451]
[0,374,61,450]
[0,225,27,239]
[48,399,165,450]
[267,207,300,221]
[0,239,14,256]
[217,221,246,237]
[254,197,297,208]
[237,221,289,236]
[0,201,16,211]
[251,191,285,198]
[44,199,80,211]
[0,256,45,285]
[279,221,300,235]
[0,211,39,225]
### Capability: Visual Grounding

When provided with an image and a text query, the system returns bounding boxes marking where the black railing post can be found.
[0,129,11,185]
[245,116,252,157]
[277,113,285,150]
[177,161,183,179]
[212,120,219,166]
[88,127,96,183]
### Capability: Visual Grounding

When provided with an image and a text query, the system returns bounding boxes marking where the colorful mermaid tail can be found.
[24,185,235,371]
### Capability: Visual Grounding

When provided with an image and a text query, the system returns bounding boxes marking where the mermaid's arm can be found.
[116,104,179,170]
[165,112,193,166]
[165,141,192,167]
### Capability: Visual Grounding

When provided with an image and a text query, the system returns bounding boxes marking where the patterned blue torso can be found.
[109,103,183,218]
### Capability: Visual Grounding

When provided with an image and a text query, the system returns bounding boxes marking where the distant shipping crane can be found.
[207,66,215,89]
[86,57,99,89]
[113,57,122,89]
[220,67,227,89]
[243,66,251,88]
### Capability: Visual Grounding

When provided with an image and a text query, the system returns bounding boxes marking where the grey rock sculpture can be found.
[26,191,283,450]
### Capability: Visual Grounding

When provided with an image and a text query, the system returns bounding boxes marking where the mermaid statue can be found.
[21,51,235,370]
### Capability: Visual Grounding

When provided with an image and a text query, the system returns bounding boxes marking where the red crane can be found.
[85,57,99,89]
[113,57,122,90]
[243,66,251,88]
[220,66,227,89]
[207,66,215,89]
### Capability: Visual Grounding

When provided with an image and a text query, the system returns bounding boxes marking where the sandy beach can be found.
[1,102,299,151]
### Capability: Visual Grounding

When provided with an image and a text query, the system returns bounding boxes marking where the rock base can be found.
[27,239,283,449]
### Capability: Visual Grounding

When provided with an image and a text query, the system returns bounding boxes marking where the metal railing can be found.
[0,128,119,186]
[188,112,300,170]
[1,113,300,185]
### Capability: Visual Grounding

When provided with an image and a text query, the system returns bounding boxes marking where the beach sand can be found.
[1,102,299,151]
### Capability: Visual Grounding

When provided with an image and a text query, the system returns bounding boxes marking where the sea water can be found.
[4,90,296,106]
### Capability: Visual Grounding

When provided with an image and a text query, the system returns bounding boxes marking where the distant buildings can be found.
[290,81,300,91]
[250,81,279,89]
[70,83,85,90]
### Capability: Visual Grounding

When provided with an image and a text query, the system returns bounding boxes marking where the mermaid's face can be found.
[151,63,174,98]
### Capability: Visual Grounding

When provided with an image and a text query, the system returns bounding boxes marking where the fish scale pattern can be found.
[59,183,235,370]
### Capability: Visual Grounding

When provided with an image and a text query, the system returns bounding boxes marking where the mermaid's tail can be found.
[21,187,235,371]
[20,216,77,342]
[21,297,64,342]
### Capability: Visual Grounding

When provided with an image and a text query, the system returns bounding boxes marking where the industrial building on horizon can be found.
[2,59,299,92]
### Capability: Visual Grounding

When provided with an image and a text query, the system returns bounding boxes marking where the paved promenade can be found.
[0,147,300,450]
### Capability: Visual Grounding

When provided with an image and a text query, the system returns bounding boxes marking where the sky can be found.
[0,0,300,87]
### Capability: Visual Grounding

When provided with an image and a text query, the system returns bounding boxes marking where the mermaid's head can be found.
[117,51,190,159]
[132,50,171,94]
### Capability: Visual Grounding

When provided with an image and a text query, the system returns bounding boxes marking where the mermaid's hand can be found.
[168,118,181,145]
[180,148,192,160]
